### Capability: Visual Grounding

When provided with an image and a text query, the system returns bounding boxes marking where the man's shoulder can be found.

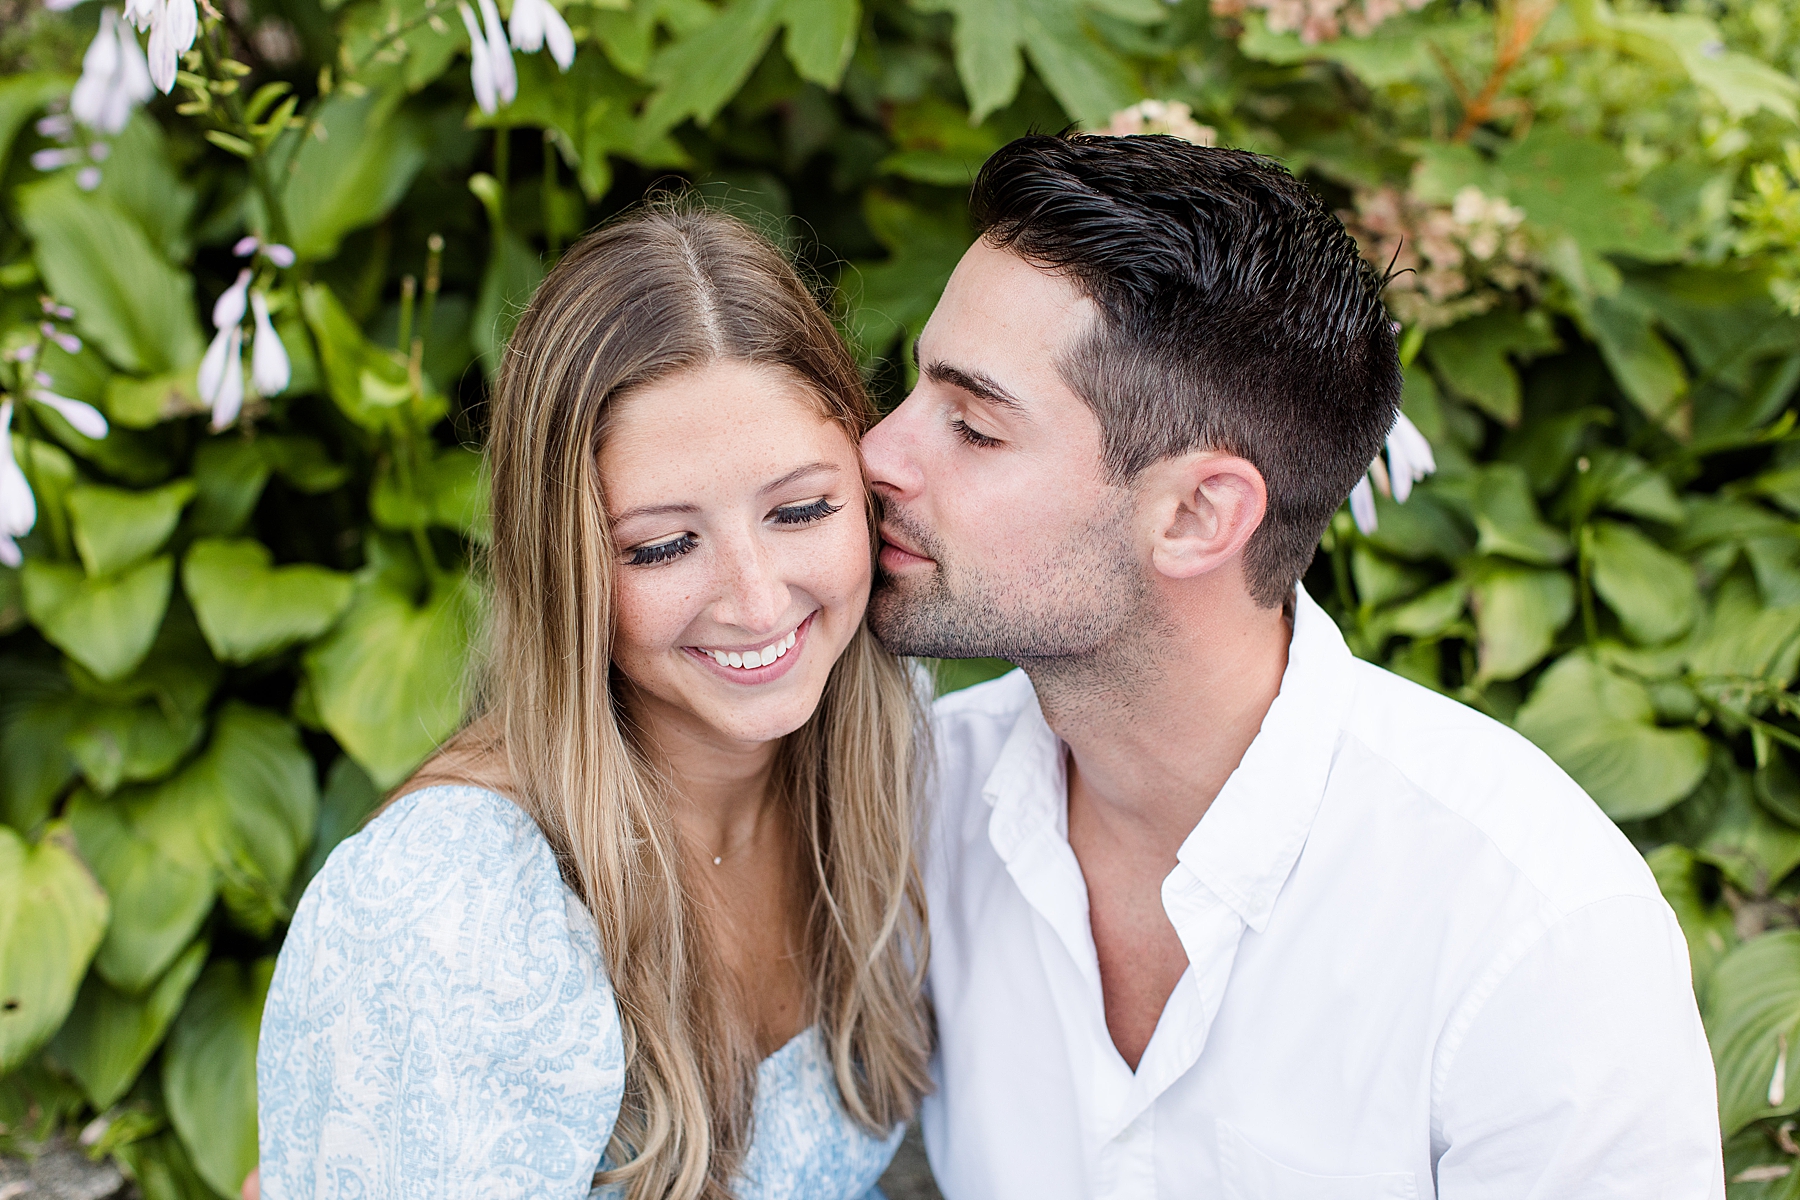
[1336,659,1660,915]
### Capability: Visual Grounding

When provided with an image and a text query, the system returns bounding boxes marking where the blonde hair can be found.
[403,206,932,1198]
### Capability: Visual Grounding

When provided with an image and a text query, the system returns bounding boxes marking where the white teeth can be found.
[703,624,802,669]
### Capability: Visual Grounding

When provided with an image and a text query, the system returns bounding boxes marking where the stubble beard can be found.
[867,497,1163,698]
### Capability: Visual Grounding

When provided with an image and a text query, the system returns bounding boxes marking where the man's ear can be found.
[1141,451,1268,581]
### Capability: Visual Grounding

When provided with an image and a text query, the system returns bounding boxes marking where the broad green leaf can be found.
[1361,489,1475,563]
[1382,579,1469,639]
[1588,521,1698,645]
[1700,756,1800,897]
[0,824,109,1072]
[261,435,352,494]
[188,438,273,537]
[16,179,206,375]
[1515,654,1710,820]
[1018,0,1142,126]
[1645,844,1734,1005]
[1469,563,1573,681]
[182,539,355,665]
[67,481,195,578]
[880,97,1006,186]
[94,114,197,264]
[163,958,271,1200]
[781,0,859,86]
[0,680,80,833]
[22,557,175,682]
[370,445,488,538]
[1587,292,1689,434]
[295,755,383,896]
[0,73,72,176]
[113,1131,213,1200]
[1688,604,1800,685]
[64,689,209,797]
[104,368,207,430]
[49,939,206,1109]
[1599,9,1799,121]
[300,283,439,433]
[1469,464,1571,565]
[67,786,215,993]
[1236,9,1487,87]
[1424,311,1558,426]
[642,0,783,129]
[1586,449,1686,526]
[304,572,480,787]
[1704,930,1800,1137]
[192,705,320,936]
[269,92,429,262]
[470,207,546,376]
[1757,749,1800,829]
[914,0,1025,122]
[844,192,974,370]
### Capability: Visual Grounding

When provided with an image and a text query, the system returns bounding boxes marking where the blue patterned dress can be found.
[257,785,903,1200]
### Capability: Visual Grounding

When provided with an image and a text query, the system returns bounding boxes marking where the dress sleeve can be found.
[256,786,626,1200]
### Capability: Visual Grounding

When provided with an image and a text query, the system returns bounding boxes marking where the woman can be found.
[256,206,933,1200]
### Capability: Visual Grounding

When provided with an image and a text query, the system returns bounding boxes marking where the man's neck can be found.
[1027,585,1292,849]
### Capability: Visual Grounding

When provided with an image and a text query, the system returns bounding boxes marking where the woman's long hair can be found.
[403,205,932,1199]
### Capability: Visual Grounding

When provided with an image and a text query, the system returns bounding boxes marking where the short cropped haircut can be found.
[970,133,1402,608]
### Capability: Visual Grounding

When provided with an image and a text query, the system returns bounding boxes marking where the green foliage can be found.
[3,0,1800,1187]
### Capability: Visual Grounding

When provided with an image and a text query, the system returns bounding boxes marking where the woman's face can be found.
[603,359,871,750]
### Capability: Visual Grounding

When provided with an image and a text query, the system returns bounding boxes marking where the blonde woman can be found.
[255,208,933,1200]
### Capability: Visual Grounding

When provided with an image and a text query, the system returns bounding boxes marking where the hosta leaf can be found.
[1468,464,1571,565]
[295,755,383,896]
[1018,0,1142,126]
[300,283,442,433]
[914,0,1024,122]
[1704,930,1800,1138]
[1424,311,1559,426]
[1587,292,1689,435]
[22,557,175,682]
[67,481,195,578]
[67,786,215,994]
[1469,564,1573,681]
[49,939,206,1109]
[303,572,479,787]
[16,178,206,375]
[182,539,355,665]
[0,72,72,177]
[269,92,428,262]
[642,0,783,130]
[1514,653,1709,820]
[369,446,488,539]
[0,824,110,1072]
[164,958,271,1200]
[780,0,859,86]
[1689,604,1800,685]
[64,690,209,797]
[1645,843,1735,1006]
[843,192,974,371]
[1588,521,1698,645]
[188,438,273,538]
[0,681,80,833]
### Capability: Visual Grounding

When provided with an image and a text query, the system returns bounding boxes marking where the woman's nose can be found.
[711,535,789,634]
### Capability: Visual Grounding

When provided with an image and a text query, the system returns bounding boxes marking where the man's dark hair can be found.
[970,133,1401,608]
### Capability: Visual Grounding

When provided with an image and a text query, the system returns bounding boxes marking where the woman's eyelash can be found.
[951,417,1002,448]
[773,498,844,526]
[627,533,697,566]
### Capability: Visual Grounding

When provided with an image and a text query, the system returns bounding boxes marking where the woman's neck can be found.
[627,688,785,861]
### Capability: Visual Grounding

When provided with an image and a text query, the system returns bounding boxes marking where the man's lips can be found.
[878,527,935,571]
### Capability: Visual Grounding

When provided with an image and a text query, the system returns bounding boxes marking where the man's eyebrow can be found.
[913,338,1028,415]
[760,461,839,494]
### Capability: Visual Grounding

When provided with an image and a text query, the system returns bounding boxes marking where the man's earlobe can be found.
[1148,453,1268,581]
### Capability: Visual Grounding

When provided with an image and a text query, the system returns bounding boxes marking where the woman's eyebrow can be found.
[760,462,840,495]
[611,501,701,524]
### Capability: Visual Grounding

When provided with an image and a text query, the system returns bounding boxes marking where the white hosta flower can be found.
[70,8,154,134]
[460,0,516,114]
[119,0,197,93]
[32,390,109,439]
[508,0,574,70]
[0,403,35,569]
[1348,410,1437,534]
[249,292,289,396]
[199,326,245,429]
[459,2,498,114]
[212,268,251,330]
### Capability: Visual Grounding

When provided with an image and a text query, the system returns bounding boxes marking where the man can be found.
[862,133,1722,1198]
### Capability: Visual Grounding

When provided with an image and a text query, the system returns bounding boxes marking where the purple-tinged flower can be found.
[249,292,289,396]
[508,0,574,70]
[0,402,36,568]
[31,390,109,440]
[40,323,82,355]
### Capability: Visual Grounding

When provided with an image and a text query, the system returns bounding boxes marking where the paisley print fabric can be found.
[257,785,901,1200]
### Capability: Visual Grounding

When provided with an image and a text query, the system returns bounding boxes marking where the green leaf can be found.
[1700,755,1800,896]
[67,481,196,579]
[1236,9,1487,87]
[1588,521,1698,645]
[22,557,175,683]
[471,219,546,378]
[1468,464,1571,565]
[194,705,320,936]
[1600,9,1799,121]
[1469,563,1574,681]
[1018,0,1142,126]
[163,958,271,1200]
[49,939,206,1110]
[0,72,73,177]
[295,755,383,896]
[1704,930,1800,1138]
[1689,604,1800,685]
[1514,653,1711,820]
[64,687,210,798]
[67,786,215,994]
[300,283,439,433]
[914,0,1025,122]
[0,824,110,1073]
[182,539,355,665]
[95,114,197,263]
[1424,311,1558,426]
[1586,292,1689,433]
[188,438,273,538]
[269,92,429,262]
[0,665,79,832]
[642,0,784,129]
[843,192,974,369]
[113,1130,213,1200]
[1382,579,1470,639]
[304,572,479,787]
[1645,844,1734,1005]
[780,0,859,86]
[370,445,488,538]
[15,179,206,375]
[103,368,207,430]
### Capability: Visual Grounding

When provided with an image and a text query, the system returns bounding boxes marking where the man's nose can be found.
[861,392,924,501]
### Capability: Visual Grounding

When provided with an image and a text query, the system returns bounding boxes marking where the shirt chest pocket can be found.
[1218,1122,1421,1200]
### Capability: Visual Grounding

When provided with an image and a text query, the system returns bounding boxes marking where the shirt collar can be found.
[1172,584,1355,933]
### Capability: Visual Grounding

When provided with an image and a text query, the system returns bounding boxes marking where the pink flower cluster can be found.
[1342,185,1536,330]
[1214,0,1429,44]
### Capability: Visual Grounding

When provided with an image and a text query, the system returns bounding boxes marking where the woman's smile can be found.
[684,611,816,685]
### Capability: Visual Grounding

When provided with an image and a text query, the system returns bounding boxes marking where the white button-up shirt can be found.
[920,586,1723,1199]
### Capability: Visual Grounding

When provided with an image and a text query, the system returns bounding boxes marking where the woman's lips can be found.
[685,612,815,685]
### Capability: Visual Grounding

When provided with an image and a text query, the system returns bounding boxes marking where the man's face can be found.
[862,241,1145,662]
